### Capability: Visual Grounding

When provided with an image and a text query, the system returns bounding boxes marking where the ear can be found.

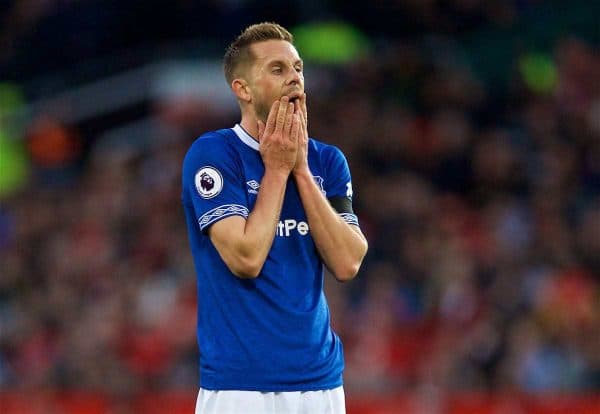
[232,79,252,103]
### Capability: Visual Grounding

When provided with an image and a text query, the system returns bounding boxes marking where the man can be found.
[181,22,368,414]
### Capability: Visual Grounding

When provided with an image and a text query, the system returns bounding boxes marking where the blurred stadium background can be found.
[1,1,599,413]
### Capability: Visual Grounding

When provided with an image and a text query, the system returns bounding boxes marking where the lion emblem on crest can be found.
[200,173,214,192]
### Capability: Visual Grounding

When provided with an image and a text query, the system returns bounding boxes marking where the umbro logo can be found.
[246,180,260,194]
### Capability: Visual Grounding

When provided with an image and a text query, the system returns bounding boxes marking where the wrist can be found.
[292,165,312,179]
[263,167,291,182]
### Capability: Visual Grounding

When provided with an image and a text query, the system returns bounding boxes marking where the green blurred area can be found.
[0,83,30,198]
[519,52,557,95]
[293,21,371,64]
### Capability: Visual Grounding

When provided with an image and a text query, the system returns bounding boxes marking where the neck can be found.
[240,116,259,142]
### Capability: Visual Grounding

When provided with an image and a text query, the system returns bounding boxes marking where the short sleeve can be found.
[321,145,359,227]
[182,134,249,233]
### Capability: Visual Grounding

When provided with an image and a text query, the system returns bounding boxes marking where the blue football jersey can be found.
[181,124,359,391]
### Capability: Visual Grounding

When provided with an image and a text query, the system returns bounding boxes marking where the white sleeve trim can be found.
[198,204,249,231]
[339,213,359,226]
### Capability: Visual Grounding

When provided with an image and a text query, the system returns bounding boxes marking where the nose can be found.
[287,69,301,86]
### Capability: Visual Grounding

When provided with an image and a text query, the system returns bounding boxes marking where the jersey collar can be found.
[233,124,259,151]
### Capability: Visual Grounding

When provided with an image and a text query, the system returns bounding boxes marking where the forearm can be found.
[210,169,288,278]
[242,169,289,260]
[293,169,368,281]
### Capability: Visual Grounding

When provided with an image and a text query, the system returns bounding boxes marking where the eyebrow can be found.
[267,59,303,67]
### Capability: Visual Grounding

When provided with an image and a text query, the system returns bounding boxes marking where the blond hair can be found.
[224,22,294,85]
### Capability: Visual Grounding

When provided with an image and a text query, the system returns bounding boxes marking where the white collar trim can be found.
[233,124,259,151]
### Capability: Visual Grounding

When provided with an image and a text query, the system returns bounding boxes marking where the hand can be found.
[293,93,310,175]
[257,96,301,176]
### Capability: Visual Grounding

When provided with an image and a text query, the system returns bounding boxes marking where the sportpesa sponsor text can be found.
[276,219,309,237]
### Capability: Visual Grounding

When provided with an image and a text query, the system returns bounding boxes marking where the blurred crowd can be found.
[327,36,600,394]
[1,0,600,401]
[0,0,572,84]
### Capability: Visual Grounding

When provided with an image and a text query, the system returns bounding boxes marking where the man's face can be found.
[246,40,304,122]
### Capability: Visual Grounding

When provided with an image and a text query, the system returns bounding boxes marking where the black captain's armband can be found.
[328,196,354,214]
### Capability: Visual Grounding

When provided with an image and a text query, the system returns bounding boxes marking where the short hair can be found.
[224,22,294,85]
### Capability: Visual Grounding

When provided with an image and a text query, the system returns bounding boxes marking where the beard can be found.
[254,95,271,123]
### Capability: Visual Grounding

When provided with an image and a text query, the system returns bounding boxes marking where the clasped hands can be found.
[257,94,309,176]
